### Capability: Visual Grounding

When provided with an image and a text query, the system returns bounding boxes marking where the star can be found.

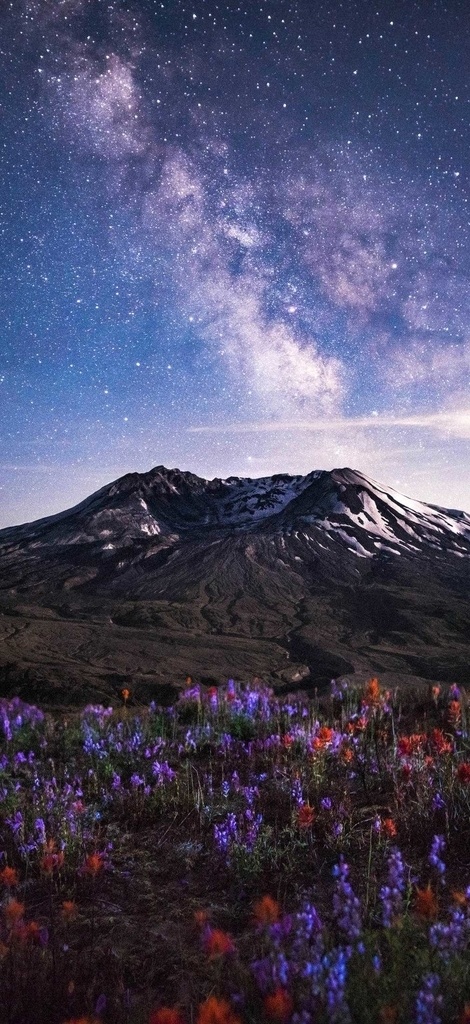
[0,0,469,526]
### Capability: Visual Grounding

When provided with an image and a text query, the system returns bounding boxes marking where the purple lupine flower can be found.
[379,847,406,927]
[294,904,325,999]
[432,792,446,812]
[82,722,107,759]
[145,739,166,758]
[294,903,322,945]
[415,973,442,1024]
[259,691,272,720]
[430,905,469,959]
[260,734,281,750]
[129,773,144,788]
[290,774,305,806]
[429,835,446,881]
[332,857,362,942]
[241,784,260,806]
[214,812,239,854]
[252,899,326,1015]
[245,691,259,717]
[330,679,348,700]
[0,698,44,739]
[323,948,351,1023]
[251,956,274,993]
[274,951,290,987]
[152,761,176,784]
[0,713,12,742]
[251,946,291,993]
[267,914,293,946]
[180,685,201,703]
[82,704,113,724]
[35,818,47,844]
[183,729,197,752]
[6,811,24,836]
[244,809,263,850]
[301,954,324,999]
[282,702,297,717]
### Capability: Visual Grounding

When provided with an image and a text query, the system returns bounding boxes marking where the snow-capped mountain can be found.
[1,466,469,705]
[1,465,469,569]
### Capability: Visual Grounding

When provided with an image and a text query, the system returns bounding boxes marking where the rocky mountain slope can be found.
[0,466,469,705]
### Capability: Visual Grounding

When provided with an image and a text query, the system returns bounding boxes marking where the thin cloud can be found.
[188,409,470,436]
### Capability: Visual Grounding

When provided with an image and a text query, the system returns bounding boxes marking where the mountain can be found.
[0,466,469,706]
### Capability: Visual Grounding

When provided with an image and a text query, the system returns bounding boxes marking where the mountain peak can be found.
[0,465,469,574]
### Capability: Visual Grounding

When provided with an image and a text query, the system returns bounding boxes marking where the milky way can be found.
[1,0,469,526]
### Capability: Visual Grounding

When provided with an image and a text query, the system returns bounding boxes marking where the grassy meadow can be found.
[0,676,470,1023]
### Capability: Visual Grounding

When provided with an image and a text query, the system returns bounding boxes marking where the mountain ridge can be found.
[2,463,469,536]
[0,465,469,706]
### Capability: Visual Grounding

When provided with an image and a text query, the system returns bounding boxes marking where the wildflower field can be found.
[1,676,470,1024]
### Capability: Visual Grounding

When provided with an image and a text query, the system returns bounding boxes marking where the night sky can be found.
[1,0,470,528]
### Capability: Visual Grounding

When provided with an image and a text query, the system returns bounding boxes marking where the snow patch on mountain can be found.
[214,474,309,524]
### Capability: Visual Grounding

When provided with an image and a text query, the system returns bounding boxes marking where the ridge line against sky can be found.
[0,0,469,526]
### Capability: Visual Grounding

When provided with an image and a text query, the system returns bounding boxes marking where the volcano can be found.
[0,466,469,705]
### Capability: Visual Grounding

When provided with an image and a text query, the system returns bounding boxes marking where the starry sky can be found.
[1,0,470,527]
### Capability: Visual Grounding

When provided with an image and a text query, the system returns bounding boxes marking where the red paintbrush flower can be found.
[296,803,315,828]
[415,883,438,920]
[196,996,242,1024]
[0,866,19,887]
[83,852,104,877]
[204,927,235,958]
[263,987,294,1022]
[311,726,334,750]
[363,677,381,705]
[61,900,78,922]
[4,899,25,927]
[149,1009,185,1024]
[41,850,64,874]
[253,895,280,926]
